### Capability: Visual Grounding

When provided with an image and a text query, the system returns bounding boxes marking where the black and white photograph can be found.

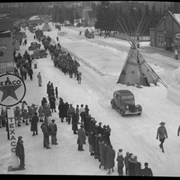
[0,1,180,176]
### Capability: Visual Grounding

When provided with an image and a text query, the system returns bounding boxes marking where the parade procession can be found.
[1,2,180,177]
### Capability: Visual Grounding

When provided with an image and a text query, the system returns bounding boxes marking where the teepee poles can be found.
[115,19,132,46]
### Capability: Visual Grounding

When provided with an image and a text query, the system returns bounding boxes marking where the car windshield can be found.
[121,94,134,100]
[121,95,135,104]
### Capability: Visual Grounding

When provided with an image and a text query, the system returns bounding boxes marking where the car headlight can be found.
[126,105,129,109]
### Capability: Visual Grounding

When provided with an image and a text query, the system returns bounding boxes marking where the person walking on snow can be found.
[37,72,42,87]
[177,125,180,137]
[156,122,168,153]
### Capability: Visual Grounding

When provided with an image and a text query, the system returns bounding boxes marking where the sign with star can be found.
[0,73,26,107]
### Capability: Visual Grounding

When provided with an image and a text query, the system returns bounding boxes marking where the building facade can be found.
[150,10,180,52]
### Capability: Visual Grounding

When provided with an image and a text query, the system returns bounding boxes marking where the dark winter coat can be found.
[41,123,49,136]
[67,106,75,117]
[58,100,66,118]
[128,158,136,176]
[72,113,78,131]
[50,123,57,135]
[134,161,142,176]
[31,115,39,132]
[88,133,95,146]
[141,167,153,176]
[116,153,124,168]
[16,141,24,158]
[49,96,56,109]
[156,125,168,140]
[116,152,124,175]
[77,128,86,146]
[106,147,115,169]
[99,141,106,167]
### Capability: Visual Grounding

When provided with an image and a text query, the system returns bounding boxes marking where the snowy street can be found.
[1,23,180,176]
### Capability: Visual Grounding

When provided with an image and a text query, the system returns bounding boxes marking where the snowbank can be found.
[167,66,180,104]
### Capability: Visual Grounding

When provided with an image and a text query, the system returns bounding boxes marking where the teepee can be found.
[41,23,52,32]
[115,15,167,88]
[117,40,161,87]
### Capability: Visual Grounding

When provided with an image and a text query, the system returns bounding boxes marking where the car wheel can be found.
[138,113,141,116]
[111,100,115,109]
[120,110,125,117]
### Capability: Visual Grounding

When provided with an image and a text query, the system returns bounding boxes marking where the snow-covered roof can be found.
[29,16,40,21]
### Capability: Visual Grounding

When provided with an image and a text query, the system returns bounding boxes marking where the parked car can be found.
[111,90,142,117]
[31,49,47,59]
[28,42,41,51]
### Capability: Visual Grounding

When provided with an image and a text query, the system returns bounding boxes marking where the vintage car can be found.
[28,42,41,51]
[31,49,47,59]
[111,90,142,117]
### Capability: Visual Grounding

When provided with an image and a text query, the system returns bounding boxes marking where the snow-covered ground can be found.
[1,22,180,176]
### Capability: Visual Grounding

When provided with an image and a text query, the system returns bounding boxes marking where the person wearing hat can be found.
[77,124,86,151]
[15,136,25,170]
[97,122,103,136]
[106,145,115,174]
[116,149,124,176]
[50,119,58,145]
[31,112,39,136]
[124,152,130,176]
[141,162,153,176]
[156,122,168,153]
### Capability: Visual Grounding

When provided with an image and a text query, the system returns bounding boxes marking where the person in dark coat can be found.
[41,121,51,149]
[97,122,103,136]
[28,67,33,80]
[55,87,58,98]
[124,152,130,176]
[116,149,124,176]
[31,112,39,136]
[85,105,89,115]
[177,125,180,137]
[103,125,111,146]
[15,136,25,169]
[128,154,137,176]
[41,97,47,108]
[77,124,86,151]
[67,104,75,124]
[106,145,115,174]
[88,131,95,156]
[141,162,153,176]
[134,156,142,176]
[72,112,78,134]
[156,122,168,153]
[58,98,65,122]
[75,105,80,124]
[94,133,102,160]
[99,140,107,170]
[49,119,58,145]
[49,95,56,112]
[64,102,69,122]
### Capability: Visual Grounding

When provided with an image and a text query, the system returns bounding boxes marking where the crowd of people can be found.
[0,24,154,176]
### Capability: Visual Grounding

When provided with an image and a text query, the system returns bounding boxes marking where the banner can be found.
[8,107,19,168]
